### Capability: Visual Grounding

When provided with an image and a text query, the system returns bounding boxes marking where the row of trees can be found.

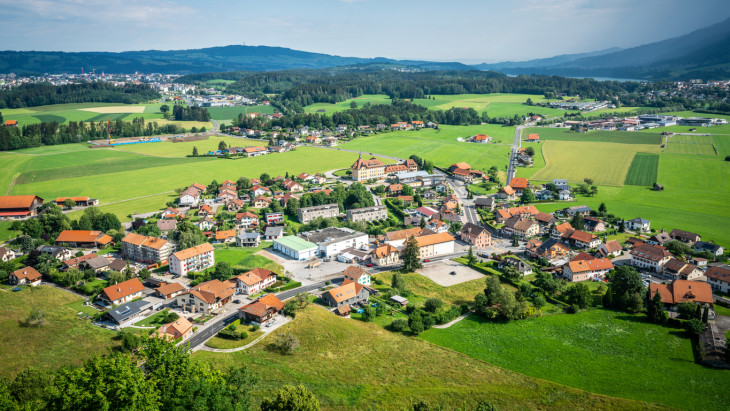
[0,82,160,109]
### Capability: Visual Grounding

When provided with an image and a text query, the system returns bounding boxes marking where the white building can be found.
[169,243,215,276]
[299,227,369,258]
[415,232,455,259]
[626,217,651,232]
[706,266,730,293]
[273,236,318,260]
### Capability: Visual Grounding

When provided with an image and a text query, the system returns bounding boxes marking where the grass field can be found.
[194,306,652,410]
[303,94,393,114]
[515,141,546,179]
[534,127,663,145]
[373,271,487,307]
[530,141,660,186]
[207,105,276,121]
[421,309,730,411]
[667,134,716,155]
[0,102,164,126]
[340,125,514,171]
[624,153,659,186]
[413,93,557,113]
[213,243,283,274]
[0,285,118,379]
[110,135,265,157]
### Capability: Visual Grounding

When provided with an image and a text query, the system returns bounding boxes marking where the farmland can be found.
[207,104,276,122]
[666,134,716,155]
[303,94,392,114]
[194,306,652,410]
[624,153,659,186]
[533,127,663,145]
[421,309,730,411]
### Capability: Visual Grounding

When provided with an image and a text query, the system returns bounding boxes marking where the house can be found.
[626,217,651,233]
[404,158,418,172]
[562,229,601,249]
[236,231,261,247]
[0,195,44,220]
[508,178,529,194]
[299,227,368,258]
[60,253,97,271]
[498,186,517,201]
[250,185,271,197]
[372,244,400,267]
[649,280,713,307]
[694,241,724,257]
[705,266,730,293]
[551,222,574,239]
[343,265,371,286]
[631,243,672,272]
[214,229,237,244]
[197,217,216,231]
[153,317,194,341]
[646,231,672,246]
[282,179,304,192]
[346,205,387,223]
[384,227,425,247]
[0,246,16,262]
[663,258,703,281]
[415,232,456,259]
[469,134,492,143]
[80,256,126,275]
[8,267,42,286]
[527,133,540,142]
[218,189,238,202]
[460,222,492,248]
[527,238,571,260]
[670,229,701,244]
[161,207,182,219]
[425,219,450,234]
[55,230,113,248]
[169,243,215,277]
[252,196,272,208]
[55,197,98,207]
[563,258,614,282]
[106,300,153,325]
[239,294,284,325]
[273,236,318,260]
[298,203,340,223]
[233,268,277,295]
[100,278,145,305]
[449,162,472,173]
[598,240,622,258]
[226,199,244,212]
[322,279,370,308]
[197,204,211,218]
[243,146,268,156]
[583,217,606,232]
[498,257,533,276]
[157,219,178,233]
[385,164,409,175]
[533,212,556,230]
[474,197,496,211]
[501,216,540,239]
[176,279,235,313]
[562,205,592,217]
[236,211,259,228]
[36,245,73,261]
[264,226,284,241]
[558,190,572,201]
[451,167,472,182]
[121,233,173,265]
[264,212,284,225]
[351,155,385,182]
[155,282,187,299]
[4,120,18,127]
[495,205,539,223]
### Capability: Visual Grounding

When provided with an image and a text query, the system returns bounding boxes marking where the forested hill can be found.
[0,82,160,109]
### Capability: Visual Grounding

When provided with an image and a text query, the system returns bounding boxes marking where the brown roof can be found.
[343,265,368,281]
[452,168,470,176]
[236,211,258,220]
[172,242,214,261]
[63,253,98,267]
[511,218,538,232]
[10,266,42,282]
[497,205,540,220]
[153,317,193,340]
[102,278,145,302]
[528,133,540,140]
[325,279,364,303]
[374,244,398,258]
[385,227,423,242]
[215,229,237,240]
[553,222,573,234]
[156,282,186,296]
[352,156,384,170]
[569,230,597,244]
[534,212,554,224]
[0,195,43,210]
[567,258,613,273]
[415,232,455,247]
[650,280,713,304]
[236,271,263,286]
[55,196,90,202]
[706,266,730,283]
[56,230,104,243]
[602,240,622,253]
[239,294,284,316]
[189,279,235,304]
[388,184,403,191]
[451,162,471,170]
[631,244,671,262]
[499,186,515,195]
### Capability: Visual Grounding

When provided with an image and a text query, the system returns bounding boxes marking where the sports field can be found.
[624,153,659,186]
[422,309,730,411]
[667,134,716,155]
[110,135,266,157]
[530,141,660,186]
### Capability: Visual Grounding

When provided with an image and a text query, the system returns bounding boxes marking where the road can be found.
[506,125,524,184]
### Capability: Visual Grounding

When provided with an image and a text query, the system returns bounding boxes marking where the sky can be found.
[1,0,729,63]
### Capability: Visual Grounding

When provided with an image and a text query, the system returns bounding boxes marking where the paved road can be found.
[506,125,524,184]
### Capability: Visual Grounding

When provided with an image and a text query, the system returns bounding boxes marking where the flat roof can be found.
[274,235,318,252]
[299,227,366,245]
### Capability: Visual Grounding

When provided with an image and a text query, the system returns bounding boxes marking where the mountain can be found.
[474,47,623,70]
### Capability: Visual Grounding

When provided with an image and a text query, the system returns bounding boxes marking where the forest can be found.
[0,82,160,108]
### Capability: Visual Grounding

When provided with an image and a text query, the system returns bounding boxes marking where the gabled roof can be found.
[56,230,106,244]
[122,233,169,250]
[706,266,730,283]
[650,280,712,304]
[325,279,365,303]
[239,293,284,317]
[567,258,613,273]
[215,229,237,240]
[102,278,145,302]
[0,195,43,210]
[10,266,41,281]
[172,242,214,261]
[601,240,622,253]
[509,178,529,189]
[156,281,187,296]
[569,230,597,244]
[499,186,515,195]
[461,222,489,238]
[188,279,235,304]
[385,227,423,242]
[343,265,368,281]
[352,156,384,170]
[373,244,398,258]
[451,162,471,170]
[415,232,455,247]
[631,243,671,261]
[553,222,574,234]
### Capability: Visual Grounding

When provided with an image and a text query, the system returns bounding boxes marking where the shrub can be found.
[685,318,705,335]
[423,298,443,313]
[252,324,260,331]
[390,318,408,332]
[568,304,580,314]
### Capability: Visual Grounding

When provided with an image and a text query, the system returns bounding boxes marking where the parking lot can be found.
[258,249,353,284]
[418,259,485,286]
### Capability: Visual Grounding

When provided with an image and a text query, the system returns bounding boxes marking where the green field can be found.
[303,94,393,114]
[515,141,546,179]
[110,135,266,158]
[0,286,119,379]
[422,309,730,411]
[340,125,514,171]
[534,127,663,145]
[531,141,660,186]
[0,102,163,126]
[624,153,659,186]
[207,105,276,121]
[194,306,651,410]
[667,134,716,155]
[213,243,283,274]
[414,93,556,112]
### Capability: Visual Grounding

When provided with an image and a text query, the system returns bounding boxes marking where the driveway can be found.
[418,259,485,286]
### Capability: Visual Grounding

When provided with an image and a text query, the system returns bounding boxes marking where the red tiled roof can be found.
[509,178,529,189]
[102,278,144,302]
[567,258,613,273]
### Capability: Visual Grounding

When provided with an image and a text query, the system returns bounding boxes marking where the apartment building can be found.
[346,205,387,223]
[169,243,215,276]
[121,233,174,264]
[298,203,340,224]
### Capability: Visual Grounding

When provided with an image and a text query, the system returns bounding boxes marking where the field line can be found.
[99,191,175,206]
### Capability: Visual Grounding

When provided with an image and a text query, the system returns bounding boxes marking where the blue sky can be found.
[1,0,729,62]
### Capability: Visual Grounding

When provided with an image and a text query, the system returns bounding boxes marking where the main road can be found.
[506,125,524,184]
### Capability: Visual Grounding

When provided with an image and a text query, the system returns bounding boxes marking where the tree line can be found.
[0,82,160,109]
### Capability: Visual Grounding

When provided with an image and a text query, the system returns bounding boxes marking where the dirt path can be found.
[433,312,472,329]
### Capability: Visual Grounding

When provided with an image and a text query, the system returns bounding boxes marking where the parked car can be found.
[423,259,431,262]
[233,299,241,304]
[366,263,374,268]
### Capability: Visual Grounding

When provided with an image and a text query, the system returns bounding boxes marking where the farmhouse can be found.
[322,279,370,308]
[8,267,42,286]
[232,268,277,295]
[460,222,492,248]
[169,243,215,276]
[273,236,318,260]
[501,216,539,239]
[239,294,284,325]
[100,278,145,306]
[508,178,529,194]
[495,205,539,223]
[346,205,387,223]
[649,280,713,307]
[563,258,614,282]
[384,227,425,247]
[298,203,340,223]
[351,155,385,182]
[0,195,44,220]
[631,243,672,272]
[176,279,235,314]
[527,133,540,142]
[469,134,492,143]
[705,266,730,293]
[55,197,99,207]
[669,229,701,245]
[55,230,113,248]
[121,233,174,265]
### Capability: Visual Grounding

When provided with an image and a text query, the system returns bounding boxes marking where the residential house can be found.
[498,186,517,201]
[425,219,450,234]
[451,167,472,182]
[236,231,260,247]
[169,243,215,276]
[155,282,187,299]
[79,256,126,275]
[583,217,606,232]
[232,268,277,295]
[176,279,235,314]
[322,279,370,308]
[474,197,496,211]
[153,317,194,341]
[226,199,244,212]
[706,266,730,293]
[384,227,425,247]
[562,229,601,249]
[351,155,385,182]
[252,196,272,208]
[527,238,571,260]
[198,204,212,218]
[243,146,268,156]
[533,212,556,232]
[508,178,529,195]
[250,185,271,197]
[36,245,73,261]
[372,244,400,267]
[106,300,153,325]
[646,231,672,246]
[626,217,651,232]
[100,278,145,305]
[60,253,97,271]
[563,258,614,282]
[55,230,113,248]
[197,217,216,231]
[495,205,540,223]
[558,190,572,200]
[265,212,284,225]
[598,240,622,258]
[214,229,237,244]
[649,280,713,307]
[631,243,672,272]
[343,265,371,286]
[460,222,492,248]
[663,258,703,281]
[551,222,574,239]
[669,229,701,245]
[694,241,724,257]
[282,179,304,192]
[501,216,540,239]
[121,233,173,265]
[264,226,284,241]
[562,205,592,217]
[0,247,16,262]
[157,219,178,234]
[239,294,284,325]
[8,267,42,286]
[236,212,259,229]
[498,257,533,276]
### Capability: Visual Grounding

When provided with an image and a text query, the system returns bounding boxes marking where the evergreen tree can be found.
[192,146,199,157]
[401,236,422,272]
[520,188,536,204]
[466,246,477,267]
[570,214,585,230]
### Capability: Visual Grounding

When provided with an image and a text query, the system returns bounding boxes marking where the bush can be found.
[685,318,705,335]
[390,318,408,332]
[568,304,580,314]
[252,324,260,331]
[423,298,443,313]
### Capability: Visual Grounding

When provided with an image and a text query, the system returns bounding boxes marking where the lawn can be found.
[214,243,283,274]
[421,309,730,411]
[0,285,119,379]
[535,127,663,145]
[624,153,659,186]
[530,140,660,186]
[110,135,265,158]
[0,102,166,126]
[205,320,264,349]
[420,93,557,113]
[0,221,18,242]
[193,306,651,410]
[515,141,546,179]
[134,308,172,327]
[372,271,487,307]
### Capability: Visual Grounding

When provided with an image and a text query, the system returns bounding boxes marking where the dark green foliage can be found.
[685,318,705,335]
[603,266,644,312]
[564,283,592,309]
[0,82,159,109]
[390,318,408,332]
[408,311,425,335]
[646,290,668,324]
[677,302,700,320]
[260,385,320,411]
[424,298,443,313]
[401,236,422,272]
[570,214,585,231]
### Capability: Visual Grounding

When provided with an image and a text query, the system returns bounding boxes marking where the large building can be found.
[121,233,174,265]
[273,236,318,260]
[563,258,614,282]
[169,243,215,276]
[0,195,44,220]
[299,227,369,258]
[705,266,730,294]
[460,222,492,248]
[351,155,385,181]
[56,230,113,248]
[415,232,455,259]
[395,171,445,188]
[298,203,340,223]
[322,279,370,308]
[176,279,235,314]
[346,205,387,223]
[631,243,672,272]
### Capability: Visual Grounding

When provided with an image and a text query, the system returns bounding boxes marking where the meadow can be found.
[303,94,393,114]
[0,285,118,379]
[0,102,164,125]
[213,242,283,274]
[207,104,276,121]
[421,309,730,411]
[194,306,652,410]
[624,153,659,186]
[667,134,716,155]
[534,127,663,145]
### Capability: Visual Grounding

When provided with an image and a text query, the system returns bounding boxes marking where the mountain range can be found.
[1,17,729,80]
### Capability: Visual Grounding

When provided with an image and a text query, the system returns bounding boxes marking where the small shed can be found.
[335,304,351,316]
[390,295,409,307]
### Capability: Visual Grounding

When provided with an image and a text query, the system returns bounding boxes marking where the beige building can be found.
[298,203,340,224]
[351,155,385,182]
[121,233,174,265]
[346,205,387,222]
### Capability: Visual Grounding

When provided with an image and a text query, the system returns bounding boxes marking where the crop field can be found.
[624,153,659,186]
[0,286,119,379]
[340,125,514,171]
[421,309,730,411]
[303,94,392,114]
[207,104,277,121]
[667,134,716,155]
[534,127,663,145]
[530,141,659,186]
[194,306,650,410]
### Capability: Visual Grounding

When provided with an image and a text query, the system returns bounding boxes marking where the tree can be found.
[676,301,699,320]
[107,270,125,285]
[466,246,477,267]
[273,333,300,355]
[390,318,408,332]
[391,272,407,294]
[260,385,320,411]
[401,236,422,272]
[526,97,534,106]
[408,311,425,335]
[703,305,709,323]
[484,275,502,305]
[590,185,598,196]
[512,234,519,247]
[350,101,358,109]
[564,282,592,309]
[24,309,45,327]
[63,198,75,210]
[532,293,547,309]
[119,331,140,353]
[419,216,426,229]
[520,188,536,204]
[137,268,151,281]
[283,300,300,317]
[570,214,585,230]
[598,202,607,215]
[361,306,376,322]
[502,264,521,282]
[584,178,594,185]
[218,140,227,151]
[685,318,705,335]
[159,104,169,114]
[524,146,535,156]
[424,298,443,313]
[192,146,199,157]
[646,289,668,324]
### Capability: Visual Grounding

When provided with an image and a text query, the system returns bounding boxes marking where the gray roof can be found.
[629,217,651,224]
[238,231,260,240]
[694,241,722,252]
[85,256,113,270]
[264,226,284,237]
[474,197,495,206]
[299,227,365,245]
[36,245,69,258]
[106,300,151,324]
